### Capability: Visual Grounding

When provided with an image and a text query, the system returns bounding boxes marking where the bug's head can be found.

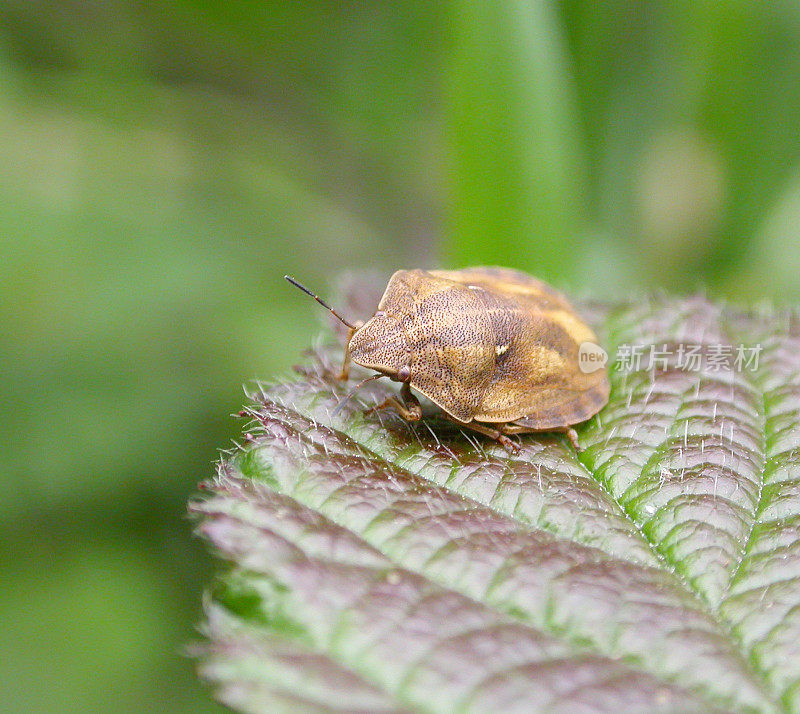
[284,275,412,384]
[349,311,411,382]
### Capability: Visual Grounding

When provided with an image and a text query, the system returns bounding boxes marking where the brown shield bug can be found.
[285,267,609,451]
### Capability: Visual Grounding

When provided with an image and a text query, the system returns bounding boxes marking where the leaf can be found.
[191,286,800,713]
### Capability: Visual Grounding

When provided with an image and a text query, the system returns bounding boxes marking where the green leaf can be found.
[191,287,800,713]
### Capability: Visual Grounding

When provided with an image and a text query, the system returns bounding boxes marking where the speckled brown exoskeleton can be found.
[285,267,610,451]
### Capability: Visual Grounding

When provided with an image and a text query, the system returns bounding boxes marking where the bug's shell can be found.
[348,266,610,429]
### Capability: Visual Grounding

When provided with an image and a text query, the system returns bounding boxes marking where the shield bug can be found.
[285,267,609,451]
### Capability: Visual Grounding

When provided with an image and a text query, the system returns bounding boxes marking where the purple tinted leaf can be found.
[192,293,800,713]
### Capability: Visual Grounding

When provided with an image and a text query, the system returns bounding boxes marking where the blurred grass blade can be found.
[445,0,586,279]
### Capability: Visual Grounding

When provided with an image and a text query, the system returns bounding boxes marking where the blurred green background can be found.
[2,1,800,712]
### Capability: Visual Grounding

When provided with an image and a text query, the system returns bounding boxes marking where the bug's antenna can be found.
[332,373,384,417]
[284,275,357,330]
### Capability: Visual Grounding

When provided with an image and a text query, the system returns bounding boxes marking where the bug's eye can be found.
[397,365,411,382]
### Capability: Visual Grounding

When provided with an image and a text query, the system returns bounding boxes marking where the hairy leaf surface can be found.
[192,289,800,713]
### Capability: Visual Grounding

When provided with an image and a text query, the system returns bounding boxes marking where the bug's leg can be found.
[337,321,364,380]
[503,423,583,451]
[561,427,582,451]
[365,382,422,422]
[440,414,519,453]
[338,328,355,381]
